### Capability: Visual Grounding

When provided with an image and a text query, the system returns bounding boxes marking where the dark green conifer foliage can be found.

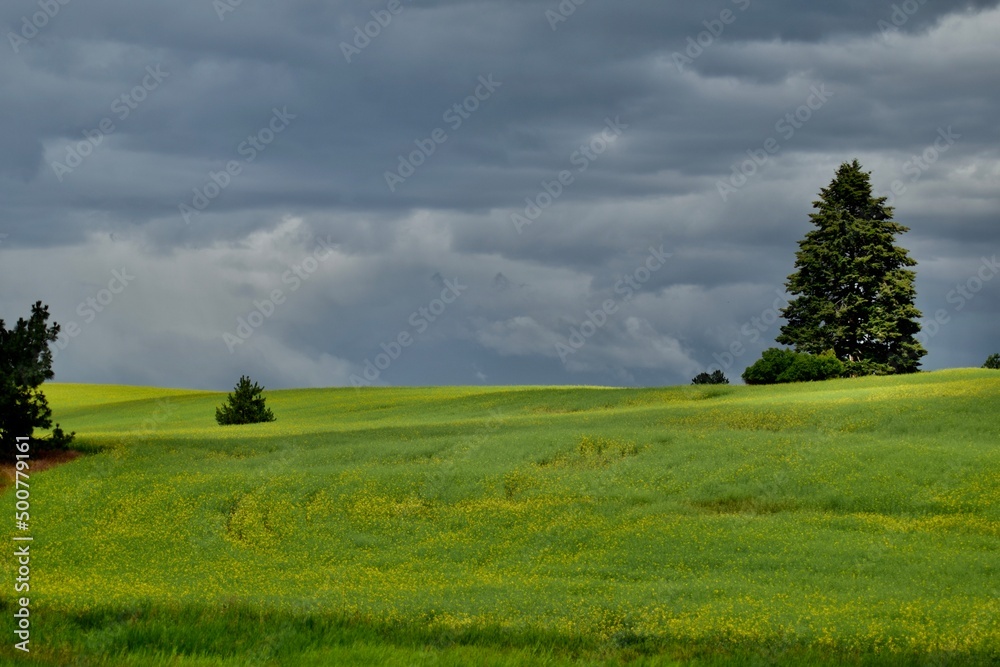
[777,160,926,374]
[216,375,276,425]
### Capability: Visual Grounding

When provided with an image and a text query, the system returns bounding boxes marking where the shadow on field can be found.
[689,496,797,515]
[2,598,996,667]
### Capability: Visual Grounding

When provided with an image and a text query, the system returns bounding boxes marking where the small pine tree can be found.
[692,370,729,385]
[215,375,276,425]
[984,353,1000,370]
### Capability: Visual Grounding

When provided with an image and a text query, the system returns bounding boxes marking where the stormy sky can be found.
[1,0,998,390]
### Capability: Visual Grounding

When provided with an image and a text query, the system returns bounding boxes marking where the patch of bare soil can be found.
[0,449,84,490]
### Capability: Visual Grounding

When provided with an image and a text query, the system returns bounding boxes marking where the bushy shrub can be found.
[742,348,798,385]
[984,353,1000,370]
[779,351,844,383]
[691,370,729,385]
[742,348,844,385]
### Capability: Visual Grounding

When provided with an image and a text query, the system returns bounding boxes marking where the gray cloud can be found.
[1,0,998,389]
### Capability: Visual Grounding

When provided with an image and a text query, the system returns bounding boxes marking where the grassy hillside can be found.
[2,370,999,665]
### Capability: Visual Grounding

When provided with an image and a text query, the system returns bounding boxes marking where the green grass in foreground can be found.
[1,369,998,665]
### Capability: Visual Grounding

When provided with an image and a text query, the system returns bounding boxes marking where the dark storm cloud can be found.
[1,0,998,389]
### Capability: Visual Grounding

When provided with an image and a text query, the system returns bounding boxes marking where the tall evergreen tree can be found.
[776,160,926,374]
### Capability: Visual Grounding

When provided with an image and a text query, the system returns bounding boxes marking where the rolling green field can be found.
[2,370,999,665]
